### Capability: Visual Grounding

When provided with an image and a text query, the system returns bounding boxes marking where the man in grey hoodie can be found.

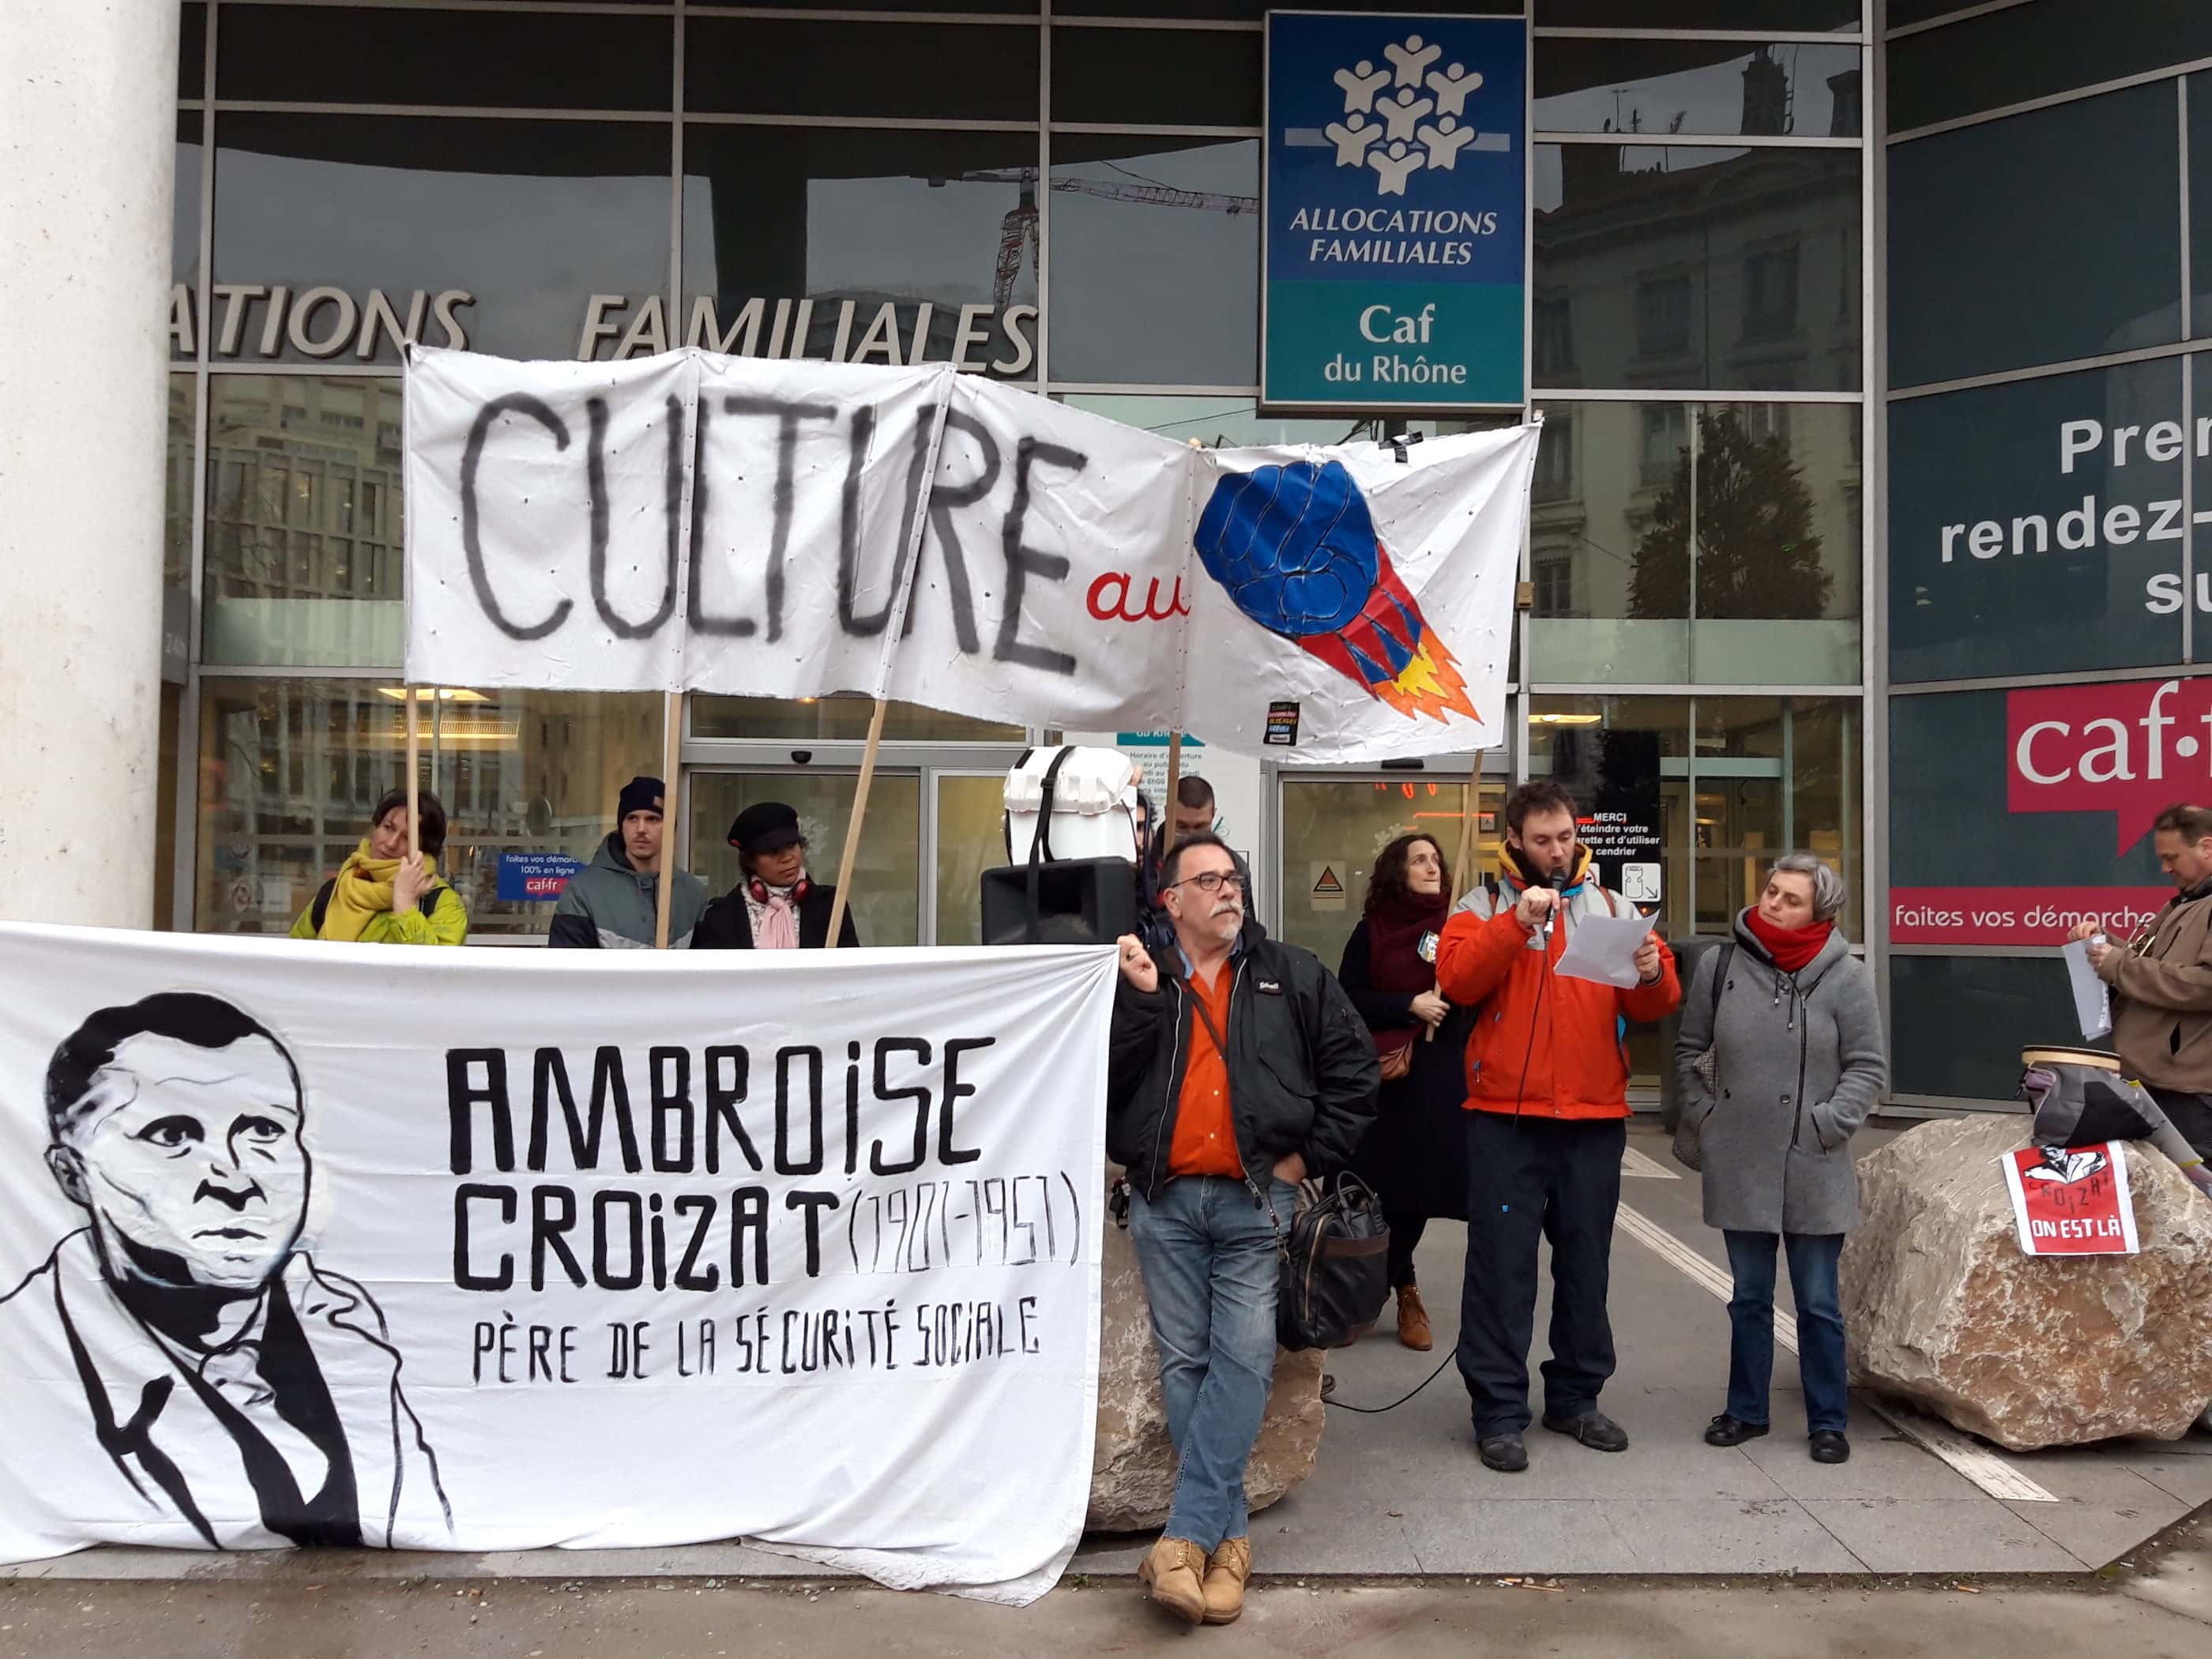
[548,777,708,949]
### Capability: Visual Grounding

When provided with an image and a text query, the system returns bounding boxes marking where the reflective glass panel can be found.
[201,374,404,667]
[1890,955,2071,1101]
[935,773,1017,946]
[1527,401,1861,685]
[1541,2,1857,25]
[681,125,1038,378]
[1537,41,1861,138]
[1889,84,2179,389]
[1051,28,1262,126]
[1277,773,1507,968]
[216,6,673,109]
[1534,145,1861,391]
[1889,0,2212,134]
[194,680,666,938]
[1887,356,2185,682]
[213,115,672,364]
[1048,138,1259,386]
[686,18,1039,120]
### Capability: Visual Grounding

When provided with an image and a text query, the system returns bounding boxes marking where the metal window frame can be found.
[1887,55,2212,146]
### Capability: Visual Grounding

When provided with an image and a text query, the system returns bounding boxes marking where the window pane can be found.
[1888,0,2212,134]
[1534,145,1861,390]
[2189,72,2212,332]
[194,680,667,938]
[216,6,672,109]
[680,125,1037,378]
[172,113,202,363]
[166,376,194,596]
[213,115,672,365]
[1537,41,1861,137]
[1061,1,1514,16]
[936,773,1017,946]
[1048,138,1258,386]
[1887,686,2175,932]
[201,375,403,667]
[180,3,205,100]
[690,696,1024,743]
[1889,84,2179,389]
[685,19,1038,120]
[687,772,923,946]
[1889,956,2068,1101]
[1540,1,1858,25]
[1691,696,1860,939]
[1528,401,1860,684]
[1887,357,2185,683]
[1051,28,1262,126]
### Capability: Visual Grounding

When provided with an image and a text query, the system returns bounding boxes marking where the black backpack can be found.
[1275,1173,1391,1352]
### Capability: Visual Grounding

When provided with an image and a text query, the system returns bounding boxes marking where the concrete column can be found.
[0,3,181,927]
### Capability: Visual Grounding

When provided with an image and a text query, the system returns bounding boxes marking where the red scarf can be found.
[1744,908,1832,976]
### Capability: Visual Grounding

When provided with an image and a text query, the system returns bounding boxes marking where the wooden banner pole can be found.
[1431,749,1484,1042]
[1158,731,1186,866]
[823,697,888,950]
[655,690,683,950]
[405,690,423,860]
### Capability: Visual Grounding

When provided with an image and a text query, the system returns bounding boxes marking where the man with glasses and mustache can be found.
[0,993,448,1559]
[1108,833,1376,1627]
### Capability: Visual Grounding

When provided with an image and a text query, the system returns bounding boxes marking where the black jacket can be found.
[1108,919,1378,1200]
[693,883,860,950]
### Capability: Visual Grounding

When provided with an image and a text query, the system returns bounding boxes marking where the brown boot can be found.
[1397,1284,1434,1351]
[1202,1537,1252,1625]
[1138,1536,1207,1624]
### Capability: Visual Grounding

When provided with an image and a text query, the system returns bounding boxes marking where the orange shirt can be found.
[1168,960,1244,1179]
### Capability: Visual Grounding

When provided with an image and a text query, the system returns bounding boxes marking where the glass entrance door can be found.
[686,769,923,946]
[1277,773,1508,971]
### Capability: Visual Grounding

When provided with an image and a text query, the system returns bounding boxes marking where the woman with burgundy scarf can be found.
[1675,853,1886,1465]
[1337,833,1473,1350]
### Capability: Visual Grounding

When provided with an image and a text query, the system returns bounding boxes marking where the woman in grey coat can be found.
[1676,854,1887,1465]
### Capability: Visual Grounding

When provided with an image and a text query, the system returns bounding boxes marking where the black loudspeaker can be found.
[980,857,1138,946]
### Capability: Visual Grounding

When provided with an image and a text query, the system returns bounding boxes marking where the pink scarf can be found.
[754,884,800,950]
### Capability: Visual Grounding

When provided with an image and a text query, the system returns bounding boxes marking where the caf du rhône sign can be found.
[1262,12,1526,410]
[1890,677,2203,947]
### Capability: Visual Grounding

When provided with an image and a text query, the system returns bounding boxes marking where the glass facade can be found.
[163,0,1872,1099]
[1883,2,2212,1104]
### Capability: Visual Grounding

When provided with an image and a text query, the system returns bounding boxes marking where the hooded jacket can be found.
[1675,912,1886,1234]
[1435,846,1681,1121]
[1106,916,1378,1199]
[548,834,709,949]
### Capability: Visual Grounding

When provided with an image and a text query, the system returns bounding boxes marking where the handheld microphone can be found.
[1541,868,1567,938]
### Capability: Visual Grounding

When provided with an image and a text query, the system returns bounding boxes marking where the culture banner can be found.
[404,347,1537,763]
[0,925,1113,1602]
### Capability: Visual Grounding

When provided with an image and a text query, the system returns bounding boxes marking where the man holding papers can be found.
[1437,781,1680,1474]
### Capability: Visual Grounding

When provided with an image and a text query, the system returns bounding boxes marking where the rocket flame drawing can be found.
[1194,458,1480,726]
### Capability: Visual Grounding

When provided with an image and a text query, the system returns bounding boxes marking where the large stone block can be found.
[1841,1116,2212,1450]
[1086,1191,1325,1533]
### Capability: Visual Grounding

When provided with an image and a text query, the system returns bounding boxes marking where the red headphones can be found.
[746,874,811,905]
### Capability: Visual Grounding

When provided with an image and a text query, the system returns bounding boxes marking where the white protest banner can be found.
[405,346,1536,760]
[0,926,1112,1602]
[405,351,697,694]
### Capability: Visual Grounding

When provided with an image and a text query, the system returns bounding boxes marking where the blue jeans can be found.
[1126,1175,1296,1552]
[1721,1230,1849,1435]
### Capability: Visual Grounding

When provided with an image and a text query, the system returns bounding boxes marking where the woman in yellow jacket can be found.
[290,788,468,945]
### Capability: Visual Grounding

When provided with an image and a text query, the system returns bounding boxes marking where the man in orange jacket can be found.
[1436,781,1680,1473]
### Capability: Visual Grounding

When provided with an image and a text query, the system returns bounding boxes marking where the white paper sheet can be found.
[2063,939,2113,1040]
[1553,910,1657,989]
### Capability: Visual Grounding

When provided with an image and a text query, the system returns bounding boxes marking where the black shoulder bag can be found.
[1184,976,1390,1351]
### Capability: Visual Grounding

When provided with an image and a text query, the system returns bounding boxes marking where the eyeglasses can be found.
[1168,870,1245,895]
